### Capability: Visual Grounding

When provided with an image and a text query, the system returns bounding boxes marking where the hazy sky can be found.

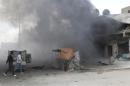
[0,22,18,43]
[91,0,130,14]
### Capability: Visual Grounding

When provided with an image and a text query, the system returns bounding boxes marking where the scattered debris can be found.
[32,66,45,70]
[98,61,109,65]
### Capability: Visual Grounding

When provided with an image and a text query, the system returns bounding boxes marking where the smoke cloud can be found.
[0,0,122,66]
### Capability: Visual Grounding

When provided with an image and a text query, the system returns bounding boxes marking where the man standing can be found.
[16,52,23,73]
[3,51,16,76]
[70,50,81,70]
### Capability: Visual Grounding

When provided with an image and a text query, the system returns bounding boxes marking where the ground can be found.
[0,60,130,86]
[0,69,130,86]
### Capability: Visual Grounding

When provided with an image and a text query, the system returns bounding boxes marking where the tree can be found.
[102,9,110,15]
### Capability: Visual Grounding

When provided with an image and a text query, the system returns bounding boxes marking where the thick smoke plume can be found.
[1,0,122,66]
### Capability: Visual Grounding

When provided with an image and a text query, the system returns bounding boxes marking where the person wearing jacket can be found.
[3,51,16,76]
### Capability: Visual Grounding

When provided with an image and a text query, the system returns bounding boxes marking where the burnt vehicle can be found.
[8,50,31,72]
[52,48,79,71]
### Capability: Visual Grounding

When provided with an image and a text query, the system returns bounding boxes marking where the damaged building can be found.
[105,6,130,63]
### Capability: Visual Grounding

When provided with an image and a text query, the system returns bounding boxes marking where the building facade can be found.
[122,6,130,14]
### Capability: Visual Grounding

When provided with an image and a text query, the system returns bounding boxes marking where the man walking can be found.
[3,51,16,76]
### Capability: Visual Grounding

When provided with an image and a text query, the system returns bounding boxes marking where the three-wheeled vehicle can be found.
[8,50,31,72]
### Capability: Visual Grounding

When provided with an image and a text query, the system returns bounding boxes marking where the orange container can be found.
[58,48,75,60]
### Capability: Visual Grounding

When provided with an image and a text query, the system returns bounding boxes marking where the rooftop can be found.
[108,14,130,24]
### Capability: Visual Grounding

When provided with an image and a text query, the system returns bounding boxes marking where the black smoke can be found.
[1,0,122,66]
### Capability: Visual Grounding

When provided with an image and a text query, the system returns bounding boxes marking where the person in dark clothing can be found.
[3,51,16,76]
[64,59,71,71]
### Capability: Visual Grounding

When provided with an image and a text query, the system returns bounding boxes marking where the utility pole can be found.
[18,13,21,49]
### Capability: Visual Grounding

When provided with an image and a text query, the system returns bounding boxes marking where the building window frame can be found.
[128,10,130,13]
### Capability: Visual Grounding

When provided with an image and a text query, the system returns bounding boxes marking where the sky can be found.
[91,0,130,14]
[0,0,130,44]
[0,22,18,43]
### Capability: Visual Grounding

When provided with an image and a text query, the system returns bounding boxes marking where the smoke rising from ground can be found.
[1,0,122,66]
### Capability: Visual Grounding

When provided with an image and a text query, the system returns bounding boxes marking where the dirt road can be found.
[0,68,130,86]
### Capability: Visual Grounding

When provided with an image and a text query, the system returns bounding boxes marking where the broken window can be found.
[128,10,130,13]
